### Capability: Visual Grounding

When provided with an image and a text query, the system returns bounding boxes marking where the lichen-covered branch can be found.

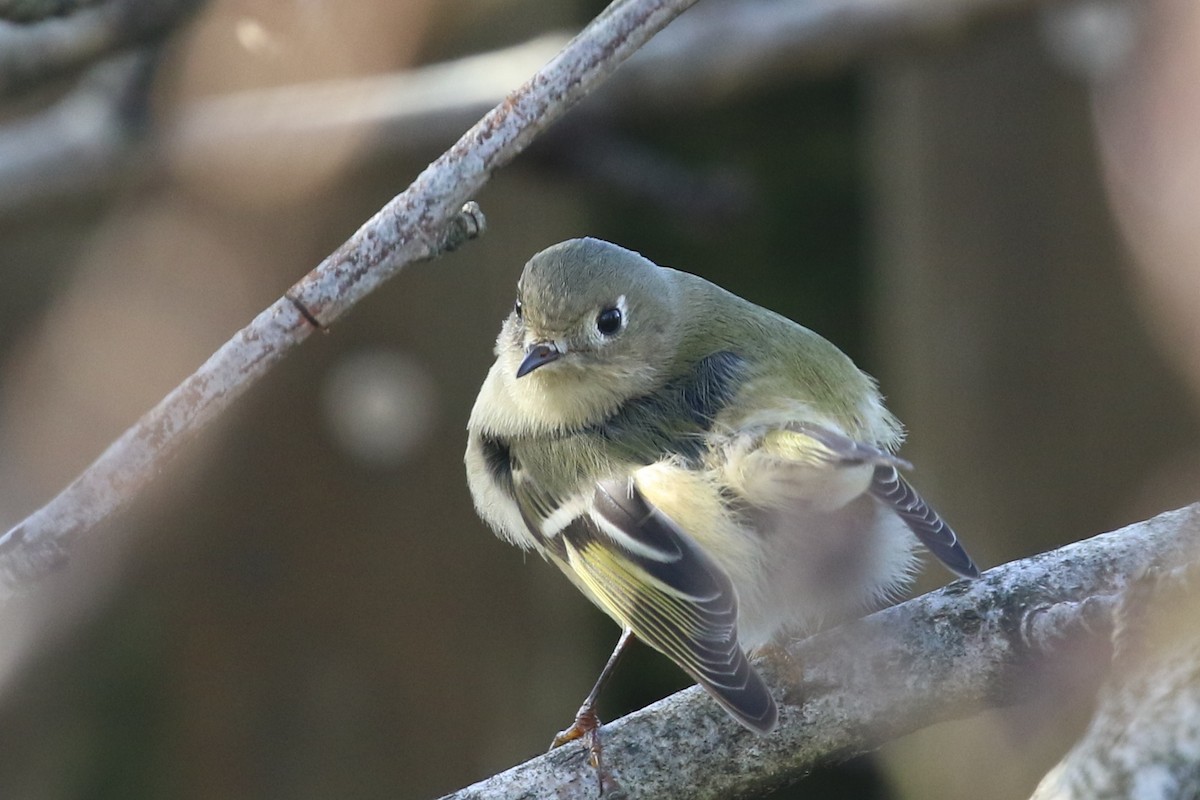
[0,0,700,591]
[441,503,1200,800]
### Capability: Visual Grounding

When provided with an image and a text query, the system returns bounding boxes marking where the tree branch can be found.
[440,503,1200,800]
[0,0,701,591]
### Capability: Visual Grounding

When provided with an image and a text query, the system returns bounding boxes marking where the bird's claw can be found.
[551,706,601,761]
[551,707,619,794]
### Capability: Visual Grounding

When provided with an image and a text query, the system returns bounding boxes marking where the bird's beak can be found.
[516,342,562,378]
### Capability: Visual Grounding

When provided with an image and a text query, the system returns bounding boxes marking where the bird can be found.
[464,237,980,765]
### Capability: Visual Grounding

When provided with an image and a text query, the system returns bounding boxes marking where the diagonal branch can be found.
[440,503,1200,800]
[0,0,702,592]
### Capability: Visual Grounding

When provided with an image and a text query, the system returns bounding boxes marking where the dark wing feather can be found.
[869,465,981,579]
[559,478,778,734]
[765,422,981,581]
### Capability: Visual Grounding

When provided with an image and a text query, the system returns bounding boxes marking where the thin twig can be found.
[440,503,1200,800]
[0,0,702,591]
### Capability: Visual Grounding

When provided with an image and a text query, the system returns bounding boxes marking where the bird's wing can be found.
[739,422,981,580]
[867,462,980,579]
[519,473,778,734]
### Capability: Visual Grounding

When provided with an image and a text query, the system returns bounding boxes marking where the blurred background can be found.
[0,0,1198,797]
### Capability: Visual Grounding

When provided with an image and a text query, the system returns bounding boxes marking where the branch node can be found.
[285,292,325,331]
[436,201,488,255]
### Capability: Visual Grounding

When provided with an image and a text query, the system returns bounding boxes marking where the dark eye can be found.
[513,299,523,319]
[596,307,622,337]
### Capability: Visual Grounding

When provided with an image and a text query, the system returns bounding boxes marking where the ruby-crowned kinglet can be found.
[465,238,979,748]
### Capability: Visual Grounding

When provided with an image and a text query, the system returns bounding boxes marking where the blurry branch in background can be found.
[443,504,1200,800]
[1031,556,1200,800]
[0,0,205,214]
[0,48,158,212]
[0,0,203,92]
[0,0,702,592]
[534,116,758,229]
[173,0,1049,155]
[0,0,97,23]
[0,0,1063,213]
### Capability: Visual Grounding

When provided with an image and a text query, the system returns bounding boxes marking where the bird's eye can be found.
[596,307,622,337]
[514,299,523,320]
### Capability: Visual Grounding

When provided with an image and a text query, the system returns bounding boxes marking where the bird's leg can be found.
[551,628,635,789]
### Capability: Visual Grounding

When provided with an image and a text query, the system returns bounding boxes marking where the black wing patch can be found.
[587,351,744,463]
[478,434,515,499]
[870,465,981,579]
[559,478,778,734]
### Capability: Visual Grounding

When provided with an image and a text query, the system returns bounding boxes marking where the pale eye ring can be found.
[596,307,622,336]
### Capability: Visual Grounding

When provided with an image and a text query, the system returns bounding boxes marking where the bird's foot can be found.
[551,707,623,796]
[551,705,601,762]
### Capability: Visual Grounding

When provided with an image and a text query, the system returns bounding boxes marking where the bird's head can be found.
[496,238,682,418]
